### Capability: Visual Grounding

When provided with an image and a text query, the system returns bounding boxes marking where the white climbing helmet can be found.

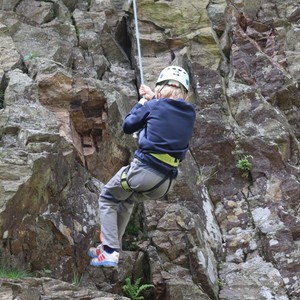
[156,66,189,92]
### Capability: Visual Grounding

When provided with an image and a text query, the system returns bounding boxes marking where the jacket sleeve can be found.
[122,102,151,134]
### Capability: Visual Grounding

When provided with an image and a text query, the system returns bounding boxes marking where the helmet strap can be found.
[157,81,169,94]
[157,81,188,99]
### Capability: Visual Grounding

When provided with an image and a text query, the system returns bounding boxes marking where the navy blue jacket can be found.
[122,98,196,175]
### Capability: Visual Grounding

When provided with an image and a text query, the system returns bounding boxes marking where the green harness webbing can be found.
[121,169,132,191]
[149,153,180,167]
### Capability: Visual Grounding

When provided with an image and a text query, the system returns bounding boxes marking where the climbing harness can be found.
[149,153,180,167]
[132,0,144,85]
[121,167,132,191]
[120,165,174,194]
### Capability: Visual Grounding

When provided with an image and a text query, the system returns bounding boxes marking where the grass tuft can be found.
[0,265,33,279]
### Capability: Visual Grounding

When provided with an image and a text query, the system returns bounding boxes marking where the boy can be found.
[88,66,196,267]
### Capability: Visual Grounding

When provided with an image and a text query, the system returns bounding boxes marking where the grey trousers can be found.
[99,158,175,249]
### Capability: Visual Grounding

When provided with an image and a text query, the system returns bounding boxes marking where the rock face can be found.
[0,277,130,299]
[0,0,300,300]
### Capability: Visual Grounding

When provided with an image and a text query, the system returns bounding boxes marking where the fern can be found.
[122,277,154,300]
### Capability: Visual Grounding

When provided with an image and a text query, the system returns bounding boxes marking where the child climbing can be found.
[88,66,196,267]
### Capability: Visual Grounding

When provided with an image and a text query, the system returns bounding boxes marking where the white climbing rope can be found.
[132,0,144,85]
[132,0,144,139]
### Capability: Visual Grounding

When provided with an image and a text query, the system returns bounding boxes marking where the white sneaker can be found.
[87,244,104,258]
[90,250,119,267]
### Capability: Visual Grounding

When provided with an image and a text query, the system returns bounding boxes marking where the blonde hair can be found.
[155,83,187,100]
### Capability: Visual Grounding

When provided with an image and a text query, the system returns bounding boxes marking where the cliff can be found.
[0,0,299,299]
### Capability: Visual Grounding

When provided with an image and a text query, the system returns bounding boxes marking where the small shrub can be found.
[236,154,253,177]
[122,277,154,300]
[23,51,40,61]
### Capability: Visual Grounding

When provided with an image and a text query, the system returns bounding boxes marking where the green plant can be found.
[196,165,218,185]
[23,51,40,61]
[122,277,154,300]
[122,204,144,251]
[236,154,253,177]
[122,240,138,251]
[125,222,140,236]
[0,264,32,279]
[72,271,82,286]
[87,0,92,9]
[217,278,224,287]
[41,268,52,275]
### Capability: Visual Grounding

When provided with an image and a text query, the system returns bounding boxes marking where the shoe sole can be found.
[90,260,118,268]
